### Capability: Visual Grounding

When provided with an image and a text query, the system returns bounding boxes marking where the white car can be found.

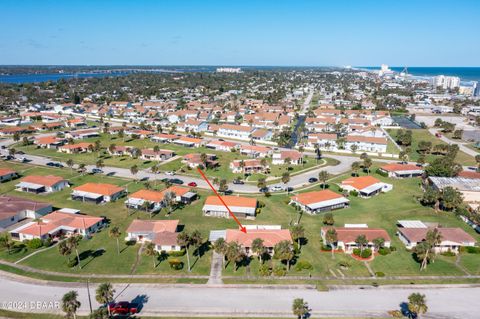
[165,171,176,176]
[270,185,284,192]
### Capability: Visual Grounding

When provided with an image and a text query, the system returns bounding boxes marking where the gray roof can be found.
[429,177,480,192]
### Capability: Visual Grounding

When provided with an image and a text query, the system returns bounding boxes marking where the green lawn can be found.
[1,161,479,280]
[386,129,476,165]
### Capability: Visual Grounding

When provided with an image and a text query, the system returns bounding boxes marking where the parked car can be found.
[46,162,56,167]
[165,171,176,176]
[169,178,184,185]
[5,155,15,160]
[435,133,442,138]
[140,176,149,181]
[259,187,269,193]
[187,182,197,187]
[108,302,138,315]
[91,168,103,174]
[233,179,244,185]
[308,177,318,183]
[270,185,283,192]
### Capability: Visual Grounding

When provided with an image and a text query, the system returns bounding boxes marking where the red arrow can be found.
[197,167,247,233]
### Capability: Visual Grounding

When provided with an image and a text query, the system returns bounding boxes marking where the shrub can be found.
[258,264,271,276]
[375,271,385,277]
[168,249,186,257]
[273,265,286,277]
[264,191,271,197]
[361,249,372,258]
[42,237,53,247]
[441,250,456,257]
[466,246,480,254]
[295,260,313,271]
[349,190,358,197]
[378,247,391,255]
[321,244,332,251]
[389,246,397,252]
[25,238,43,249]
[168,258,184,270]
[257,201,265,208]
[352,248,361,256]
[67,257,78,268]
[375,168,388,177]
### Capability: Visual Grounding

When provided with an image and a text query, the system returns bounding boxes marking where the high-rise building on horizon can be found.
[432,75,461,90]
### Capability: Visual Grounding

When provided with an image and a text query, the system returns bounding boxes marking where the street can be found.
[0,272,479,318]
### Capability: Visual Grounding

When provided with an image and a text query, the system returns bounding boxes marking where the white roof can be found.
[57,208,80,214]
[397,220,428,228]
[361,183,384,194]
[307,197,350,210]
[344,224,368,228]
[16,182,44,190]
[209,230,227,242]
[72,190,103,199]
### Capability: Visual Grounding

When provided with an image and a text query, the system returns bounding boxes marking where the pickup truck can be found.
[108,302,139,315]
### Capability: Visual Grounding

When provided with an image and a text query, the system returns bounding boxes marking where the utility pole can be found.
[86,278,93,314]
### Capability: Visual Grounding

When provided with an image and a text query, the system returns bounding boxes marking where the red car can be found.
[108,302,138,315]
[188,182,197,187]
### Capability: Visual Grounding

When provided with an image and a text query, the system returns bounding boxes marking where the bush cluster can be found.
[168,258,184,270]
[294,260,313,271]
[353,248,372,258]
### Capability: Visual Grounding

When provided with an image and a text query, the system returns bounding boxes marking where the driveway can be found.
[428,128,479,157]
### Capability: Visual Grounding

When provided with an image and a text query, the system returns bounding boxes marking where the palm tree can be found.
[163,191,176,215]
[325,228,338,259]
[239,159,246,175]
[67,235,82,269]
[351,161,361,177]
[290,224,305,250]
[363,157,372,175]
[408,293,428,318]
[282,172,290,192]
[58,240,72,263]
[95,283,115,317]
[355,234,368,253]
[292,298,310,319]
[251,238,266,263]
[260,158,268,173]
[177,232,192,272]
[372,237,385,252]
[130,165,139,181]
[62,290,81,319]
[200,153,208,169]
[95,159,104,170]
[274,240,294,271]
[144,242,158,268]
[108,143,116,154]
[225,241,244,272]
[109,226,121,255]
[66,159,74,173]
[0,233,14,255]
[318,170,329,189]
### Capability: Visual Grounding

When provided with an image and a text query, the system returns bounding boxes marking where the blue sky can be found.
[1,0,479,66]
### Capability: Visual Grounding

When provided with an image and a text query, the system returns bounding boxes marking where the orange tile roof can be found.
[225,229,292,247]
[178,136,203,143]
[458,171,480,179]
[341,176,381,190]
[129,186,190,202]
[21,175,66,187]
[291,190,343,205]
[35,136,64,144]
[60,142,93,149]
[18,211,103,237]
[231,159,262,168]
[219,124,253,132]
[126,219,179,233]
[204,195,257,208]
[346,136,387,145]
[322,227,391,243]
[380,163,423,172]
[73,183,125,196]
[0,168,16,176]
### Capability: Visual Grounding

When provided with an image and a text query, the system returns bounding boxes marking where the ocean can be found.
[360,66,480,82]
[0,72,130,84]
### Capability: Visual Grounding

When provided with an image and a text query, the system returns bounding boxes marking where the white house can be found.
[15,175,69,194]
[202,196,257,219]
[340,176,393,198]
[71,183,126,204]
[345,136,388,153]
[125,219,182,252]
[217,124,253,140]
[272,150,303,165]
[290,190,350,214]
[0,196,52,230]
[320,227,391,254]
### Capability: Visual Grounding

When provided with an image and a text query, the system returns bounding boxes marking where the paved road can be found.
[428,128,479,157]
[0,273,479,318]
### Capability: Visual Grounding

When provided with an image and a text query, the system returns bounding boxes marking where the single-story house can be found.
[209,226,292,256]
[345,135,388,153]
[71,183,126,203]
[9,210,103,241]
[65,129,100,139]
[397,226,476,254]
[16,175,69,193]
[173,136,204,148]
[290,189,350,214]
[34,136,66,149]
[230,159,267,174]
[428,176,480,206]
[272,150,303,165]
[0,168,18,183]
[58,142,93,154]
[239,145,272,158]
[182,153,218,168]
[0,196,52,230]
[202,195,257,219]
[379,163,424,178]
[107,145,133,156]
[340,176,393,197]
[151,133,180,143]
[140,148,175,161]
[217,124,254,140]
[125,219,182,252]
[125,186,196,212]
[320,227,391,254]
[205,140,239,152]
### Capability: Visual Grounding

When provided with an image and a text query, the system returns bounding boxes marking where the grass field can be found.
[0,160,479,280]
[386,129,476,165]
[14,133,328,181]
